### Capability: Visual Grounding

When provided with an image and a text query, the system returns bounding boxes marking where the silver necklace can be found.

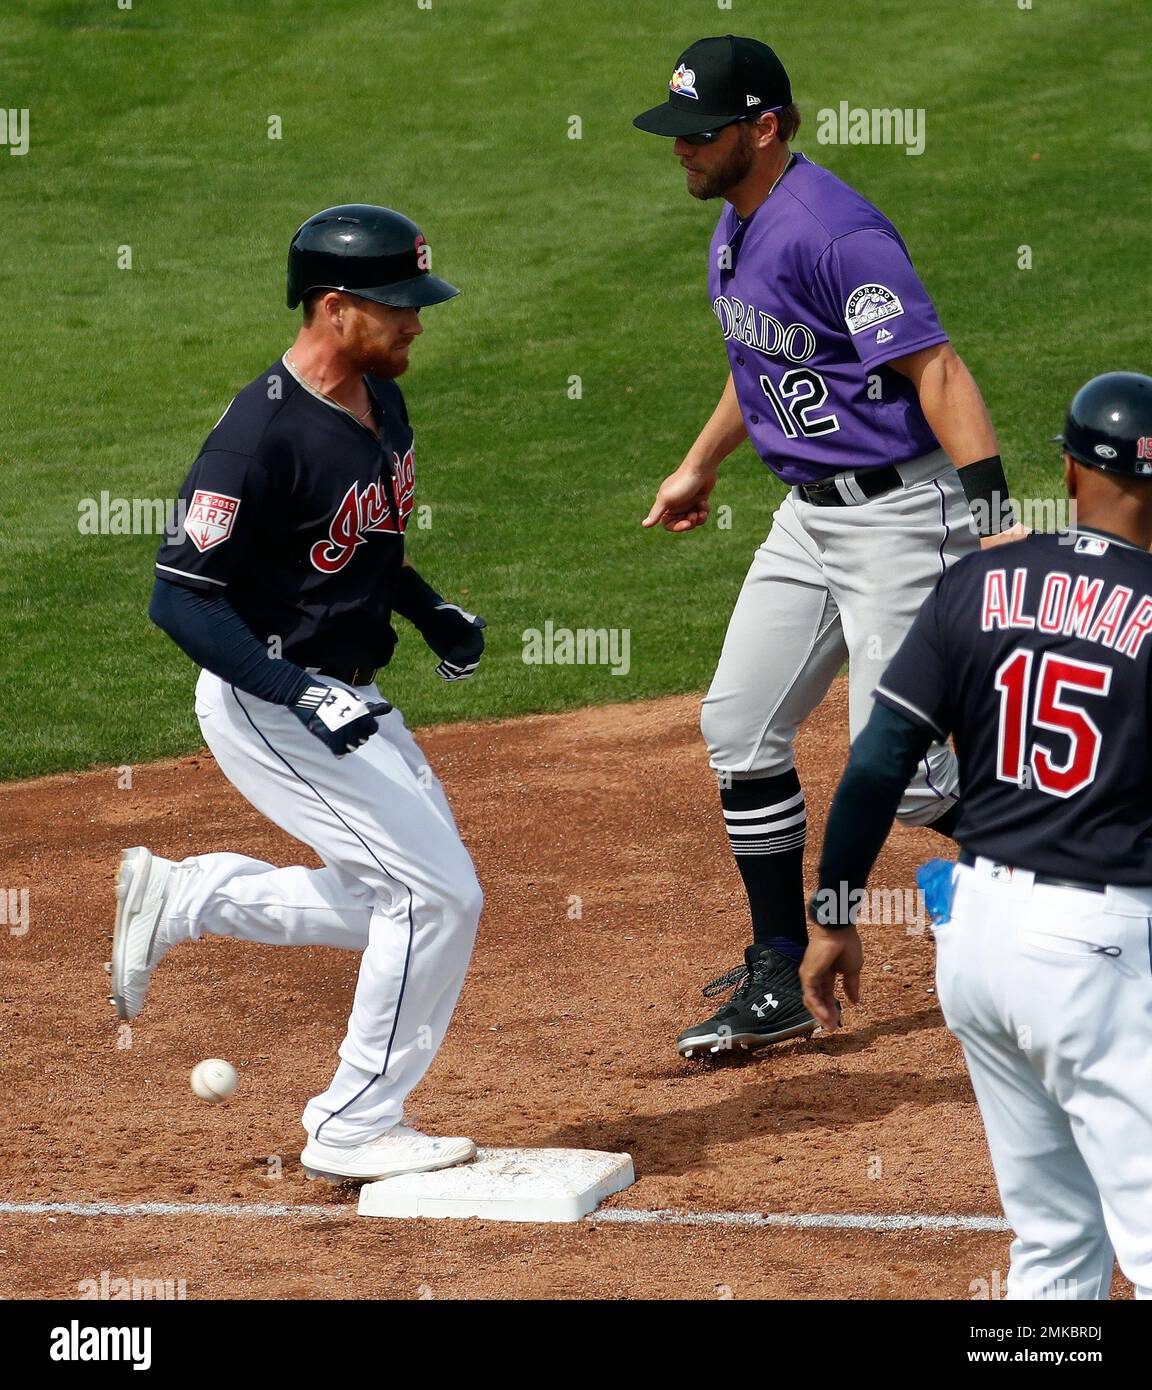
[285,354,374,423]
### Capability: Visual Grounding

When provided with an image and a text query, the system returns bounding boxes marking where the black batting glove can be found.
[422,602,487,682]
[289,683,392,757]
[393,567,487,681]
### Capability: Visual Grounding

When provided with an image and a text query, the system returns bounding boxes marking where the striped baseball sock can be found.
[719,768,808,957]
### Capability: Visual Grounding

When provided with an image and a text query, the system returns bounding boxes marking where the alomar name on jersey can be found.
[310,446,415,574]
[712,295,817,363]
[980,566,1152,661]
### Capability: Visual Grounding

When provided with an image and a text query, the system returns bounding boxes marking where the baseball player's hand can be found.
[799,925,863,1031]
[289,683,391,757]
[980,522,1031,550]
[421,602,487,682]
[642,462,717,533]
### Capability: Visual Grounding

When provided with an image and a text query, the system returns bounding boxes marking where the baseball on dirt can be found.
[190,1058,238,1103]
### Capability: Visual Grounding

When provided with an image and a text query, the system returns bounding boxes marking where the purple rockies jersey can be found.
[707,153,947,485]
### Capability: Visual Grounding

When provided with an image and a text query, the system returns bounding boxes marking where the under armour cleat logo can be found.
[751,993,779,1017]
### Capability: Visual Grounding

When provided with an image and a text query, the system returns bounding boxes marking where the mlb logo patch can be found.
[669,64,698,98]
[1074,535,1109,556]
[185,490,240,552]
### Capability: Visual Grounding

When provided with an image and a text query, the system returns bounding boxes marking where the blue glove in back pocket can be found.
[916,857,957,928]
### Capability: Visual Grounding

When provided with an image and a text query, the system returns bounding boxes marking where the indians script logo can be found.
[310,448,414,573]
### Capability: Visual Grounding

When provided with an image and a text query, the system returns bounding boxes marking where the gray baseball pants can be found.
[700,448,977,826]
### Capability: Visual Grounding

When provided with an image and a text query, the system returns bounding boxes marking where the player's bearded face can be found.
[342,300,422,379]
[681,124,755,201]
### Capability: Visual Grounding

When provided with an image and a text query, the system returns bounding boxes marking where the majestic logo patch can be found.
[1094,444,1117,460]
[185,490,240,552]
[876,327,894,344]
[310,447,415,574]
[669,64,698,98]
[844,283,904,336]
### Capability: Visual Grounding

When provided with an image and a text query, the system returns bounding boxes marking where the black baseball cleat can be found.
[677,944,832,1059]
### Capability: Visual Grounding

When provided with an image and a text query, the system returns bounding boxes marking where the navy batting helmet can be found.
[286,204,459,311]
[1057,372,1152,478]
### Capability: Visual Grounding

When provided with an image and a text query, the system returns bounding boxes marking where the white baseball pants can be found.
[938,857,1152,1299]
[160,670,482,1146]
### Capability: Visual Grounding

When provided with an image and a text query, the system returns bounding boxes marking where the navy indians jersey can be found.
[155,356,415,669]
[876,529,1152,884]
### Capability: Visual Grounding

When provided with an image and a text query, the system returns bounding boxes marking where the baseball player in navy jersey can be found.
[805,372,1152,1299]
[634,36,1023,1059]
[110,205,487,1184]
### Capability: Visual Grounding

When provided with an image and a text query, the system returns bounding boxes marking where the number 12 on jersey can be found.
[993,650,1112,798]
[759,369,840,439]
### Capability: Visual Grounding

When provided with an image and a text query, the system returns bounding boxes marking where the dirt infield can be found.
[0,682,1082,1299]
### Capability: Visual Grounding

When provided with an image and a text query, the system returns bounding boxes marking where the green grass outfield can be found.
[0,0,1145,779]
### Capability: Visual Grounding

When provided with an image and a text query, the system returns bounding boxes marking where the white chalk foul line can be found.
[0,1202,341,1219]
[0,1201,1009,1231]
[592,1209,1011,1232]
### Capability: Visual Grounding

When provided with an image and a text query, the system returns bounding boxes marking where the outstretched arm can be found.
[800,699,938,1030]
[813,699,938,915]
[642,372,747,533]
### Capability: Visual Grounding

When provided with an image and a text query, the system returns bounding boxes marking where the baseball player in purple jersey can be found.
[634,36,1022,1059]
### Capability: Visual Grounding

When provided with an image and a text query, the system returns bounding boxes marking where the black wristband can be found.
[392,565,445,627]
[958,455,1015,537]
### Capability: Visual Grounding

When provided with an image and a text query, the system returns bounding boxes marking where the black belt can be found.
[319,666,378,687]
[958,849,1106,895]
[799,464,903,507]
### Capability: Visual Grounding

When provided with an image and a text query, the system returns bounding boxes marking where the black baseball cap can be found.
[633,35,792,138]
